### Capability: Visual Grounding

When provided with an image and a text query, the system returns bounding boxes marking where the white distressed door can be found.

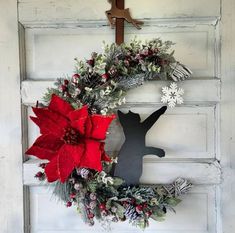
[1,0,235,233]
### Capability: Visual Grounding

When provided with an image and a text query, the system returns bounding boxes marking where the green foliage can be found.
[112,177,124,187]
[38,39,192,229]
[50,165,191,229]
[165,197,182,206]
[114,202,125,219]
[66,174,188,228]
[87,180,98,193]
[52,181,72,202]
[42,38,191,114]
[102,38,176,78]
[136,218,149,229]
[43,88,60,104]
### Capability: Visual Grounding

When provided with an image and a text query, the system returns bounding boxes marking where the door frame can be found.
[1,0,235,233]
[0,0,24,233]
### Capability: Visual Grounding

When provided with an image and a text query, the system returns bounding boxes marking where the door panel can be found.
[29,186,216,233]
[24,21,218,80]
[26,103,216,159]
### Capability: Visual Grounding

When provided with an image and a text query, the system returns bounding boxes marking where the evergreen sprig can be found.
[50,165,192,229]
[42,38,191,115]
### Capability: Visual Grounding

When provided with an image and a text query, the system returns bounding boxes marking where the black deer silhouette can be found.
[114,106,167,185]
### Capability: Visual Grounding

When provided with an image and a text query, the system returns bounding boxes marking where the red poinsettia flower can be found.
[26,94,115,183]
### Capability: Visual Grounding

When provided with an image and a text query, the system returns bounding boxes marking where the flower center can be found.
[170,91,176,99]
[63,126,80,145]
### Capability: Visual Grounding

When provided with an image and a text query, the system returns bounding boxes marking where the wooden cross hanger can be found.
[105,0,144,45]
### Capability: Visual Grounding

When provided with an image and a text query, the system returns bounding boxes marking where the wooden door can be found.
[1,0,235,233]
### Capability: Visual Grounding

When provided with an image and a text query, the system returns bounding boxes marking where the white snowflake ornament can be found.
[161,82,184,108]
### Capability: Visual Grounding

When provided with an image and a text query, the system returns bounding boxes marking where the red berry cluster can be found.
[122,199,153,218]
[59,74,82,99]
[72,74,80,84]
[101,73,109,82]
[60,79,70,97]
[84,193,98,226]
[87,59,95,67]
[66,201,72,207]
[35,171,44,180]
[35,165,46,181]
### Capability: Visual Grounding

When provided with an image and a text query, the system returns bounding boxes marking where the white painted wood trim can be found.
[19,17,220,28]
[23,159,221,186]
[23,22,219,80]
[21,79,221,106]
[0,1,24,233]
[220,0,235,232]
[18,0,221,23]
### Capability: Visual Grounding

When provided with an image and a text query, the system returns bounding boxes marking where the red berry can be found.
[88,213,94,219]
[143,203,148,209]
[87,59,94,66]
[70,193,76,199]
[61,85,67,92]
[72,74,80,84]
[35,171,43,178]
[66,201,72,207]
[99,203,106,210]
[130,198,135,204]
[39,163,46,169]
[148,49,153,56]
[136,204,143,212]
[101,73,109,81]
[146,210,152,217]
[72,73,80,79]
[122,201,128,206]
[64,79,69,85]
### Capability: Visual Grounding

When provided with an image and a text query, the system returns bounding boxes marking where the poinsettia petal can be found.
[72,143,85,165]
[79,139,102,171]
[87,114,115,140]
[85,117,93,137]
[68,106,88,135]
[101,153,111,162]
[49,94,74,117]
[26,134,64,160]
[30,116,52,135]
[45,156,59,182]
[30,116,41,127]
[100,142,111,162]
[32,107,69,127]
[32,107,68,137]
[57,144,85,183]
[68,105,88,121]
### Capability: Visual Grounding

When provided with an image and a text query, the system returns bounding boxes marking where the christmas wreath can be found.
[26,38,192,230]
